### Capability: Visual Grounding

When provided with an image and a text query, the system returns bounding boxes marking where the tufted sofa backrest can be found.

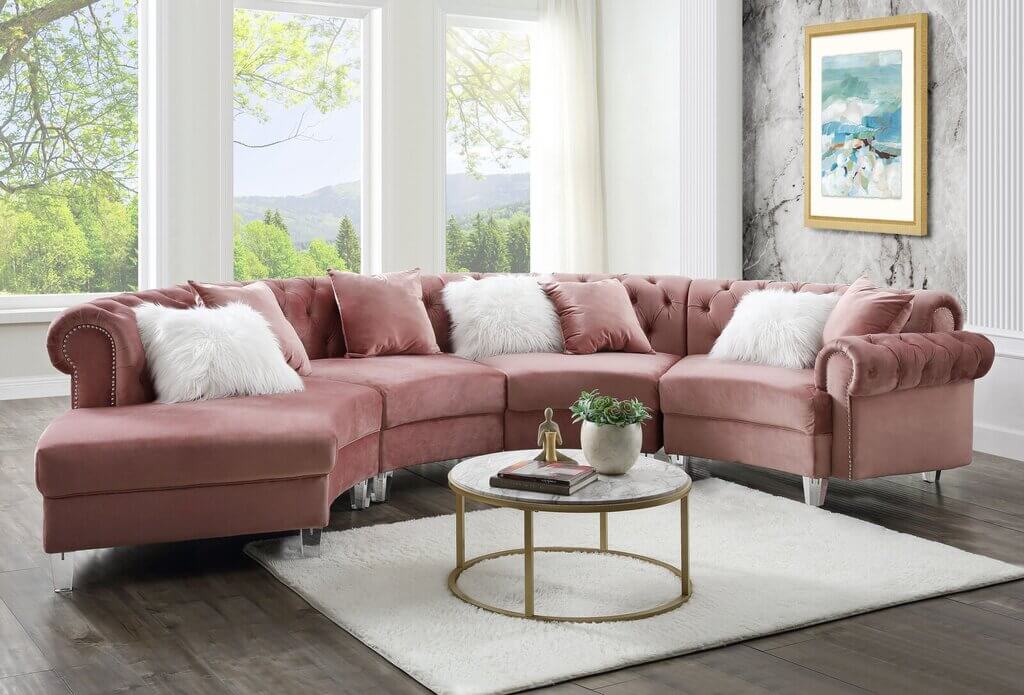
[419,273,693,356]
[685,279,964,356]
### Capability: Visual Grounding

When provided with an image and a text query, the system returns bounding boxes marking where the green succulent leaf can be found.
[569,390,652,427]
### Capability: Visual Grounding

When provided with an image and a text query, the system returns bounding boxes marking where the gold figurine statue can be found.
[535,408,577,464]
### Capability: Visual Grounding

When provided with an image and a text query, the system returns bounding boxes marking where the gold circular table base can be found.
[448,545,693,623]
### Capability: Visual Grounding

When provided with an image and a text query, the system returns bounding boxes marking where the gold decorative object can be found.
[534,407,577,464]
[803,13,928,236]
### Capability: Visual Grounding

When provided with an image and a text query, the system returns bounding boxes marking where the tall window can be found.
[0,0,138,297]
[233,5,362,280]
[445,21,530,273]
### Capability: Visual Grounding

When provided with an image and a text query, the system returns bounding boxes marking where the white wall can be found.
[597,0,680,275]
[598,0,742,278]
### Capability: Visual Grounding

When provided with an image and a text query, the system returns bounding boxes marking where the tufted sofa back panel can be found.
[685,279,964,356]
[419,273,692,357]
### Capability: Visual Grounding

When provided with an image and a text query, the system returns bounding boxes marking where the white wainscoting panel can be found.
[968,0,1024,460]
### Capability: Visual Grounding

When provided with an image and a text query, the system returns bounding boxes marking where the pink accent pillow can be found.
[542,279,654,355]
[189,280,312,376]
[822,277,915,343]
[329,269,441,357]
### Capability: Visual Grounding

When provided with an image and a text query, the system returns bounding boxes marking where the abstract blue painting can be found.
[821,50,902,199]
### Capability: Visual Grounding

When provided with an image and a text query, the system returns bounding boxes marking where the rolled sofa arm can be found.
[46,287,195,408]
[814,331,995,399]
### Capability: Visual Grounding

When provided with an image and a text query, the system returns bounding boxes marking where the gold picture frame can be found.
[803,14,928,236]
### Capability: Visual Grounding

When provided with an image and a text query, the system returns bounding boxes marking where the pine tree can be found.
[334,215,360,272]
[504,214,530,273]
[467,214,509,272]
[263,209,287,230]
[445,215,467,272]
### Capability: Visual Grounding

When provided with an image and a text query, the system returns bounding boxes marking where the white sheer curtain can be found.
[530,0,606,273]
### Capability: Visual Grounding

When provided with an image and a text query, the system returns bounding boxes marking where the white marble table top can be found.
[448,450,691,507]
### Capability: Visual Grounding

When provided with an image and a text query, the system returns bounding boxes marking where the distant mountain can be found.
[234,172,529,247]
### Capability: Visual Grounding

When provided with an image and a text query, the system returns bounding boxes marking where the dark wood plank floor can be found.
[1,397,1022,694]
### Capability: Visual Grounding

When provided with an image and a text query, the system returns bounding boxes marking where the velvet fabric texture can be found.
[35,377,382,499]
[481,351,678,412]
[542,278,654,354]
[661,355,831,435]
[822,277,915,344]
[189,280,312,375]
[329,269,440,357]
[309,354,506,428]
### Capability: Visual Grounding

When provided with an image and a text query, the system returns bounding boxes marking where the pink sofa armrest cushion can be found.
[46,287,196,408]
[814,331,995,398]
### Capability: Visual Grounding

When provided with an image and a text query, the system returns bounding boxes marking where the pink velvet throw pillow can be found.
[329,269,441,357]
[542,279,654,355]
[189,280,312,376]
[822,276,914,344]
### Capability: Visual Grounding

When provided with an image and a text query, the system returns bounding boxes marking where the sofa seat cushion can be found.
[480,352,680,412]
[36,377,382,499]
[660,355,831,435]
[309,354,506,428]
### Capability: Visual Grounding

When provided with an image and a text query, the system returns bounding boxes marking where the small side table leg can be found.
[455,493,465,568]
[680,496,690,596]
[524,510,535,617]
[599,511,608,551]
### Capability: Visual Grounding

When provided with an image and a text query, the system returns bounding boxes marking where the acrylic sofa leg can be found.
[921,470,941,483]
[802,477,828,507]
[350,480,371,510]
[370,471,393,503]
[669,454,691,474]
[300,528,322,558]
[50,552,75,593]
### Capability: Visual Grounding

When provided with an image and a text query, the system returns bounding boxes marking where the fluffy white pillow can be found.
[442,276,564,360]
[134,302,303,403]
[709,289,840,369]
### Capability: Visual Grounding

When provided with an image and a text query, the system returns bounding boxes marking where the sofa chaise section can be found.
[36,377,382,554]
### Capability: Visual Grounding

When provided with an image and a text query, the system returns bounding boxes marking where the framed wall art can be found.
[804,14,928,236]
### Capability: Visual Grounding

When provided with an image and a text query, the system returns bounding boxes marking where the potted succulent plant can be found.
[570,390,652,475]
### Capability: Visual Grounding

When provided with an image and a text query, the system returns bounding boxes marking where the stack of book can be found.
[490,459,597,496]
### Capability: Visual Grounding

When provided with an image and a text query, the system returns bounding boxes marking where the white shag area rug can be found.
[245,478,1023,695]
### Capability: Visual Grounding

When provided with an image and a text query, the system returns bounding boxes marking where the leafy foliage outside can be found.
[0,0,139,294]
[570,390,653,428]
[444,25,531,273]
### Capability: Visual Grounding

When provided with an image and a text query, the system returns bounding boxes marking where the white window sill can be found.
[0,307,65,325]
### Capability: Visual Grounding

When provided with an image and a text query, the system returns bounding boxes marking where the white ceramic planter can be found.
[580,421,642,475]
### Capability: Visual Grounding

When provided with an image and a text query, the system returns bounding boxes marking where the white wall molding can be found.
[678,0,742,279]
[0,376,69,402]
[967,1,1024,461]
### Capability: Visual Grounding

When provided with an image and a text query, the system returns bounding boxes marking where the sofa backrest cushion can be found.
[419,273,692,357]
[686,279,963,356]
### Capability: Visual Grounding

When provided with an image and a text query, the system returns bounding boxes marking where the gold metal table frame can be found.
[447,479,692,623]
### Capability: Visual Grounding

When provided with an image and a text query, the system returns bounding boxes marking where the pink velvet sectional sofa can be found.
[36,274,995,589]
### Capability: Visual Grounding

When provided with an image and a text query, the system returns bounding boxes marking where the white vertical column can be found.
[969,0,1024,333]
[679,0,742,279]
[968,0,1024,460]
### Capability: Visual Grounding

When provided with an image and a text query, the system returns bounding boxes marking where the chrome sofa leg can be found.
[50,552,75,593]
[370,471,393,503]
[921,470,941,483]
[350,479,371,510]
[300,528,322,558]
[802,477,828,507]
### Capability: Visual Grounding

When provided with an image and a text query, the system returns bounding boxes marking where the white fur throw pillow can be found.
[442,276,564,360]
[709,289,840,369]
[134,302,303,403]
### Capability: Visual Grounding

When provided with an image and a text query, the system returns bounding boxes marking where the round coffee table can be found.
[447,450,692,623]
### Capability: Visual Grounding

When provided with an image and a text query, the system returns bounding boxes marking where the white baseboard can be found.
[974,421,1024,461]
[0,375,70,401]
